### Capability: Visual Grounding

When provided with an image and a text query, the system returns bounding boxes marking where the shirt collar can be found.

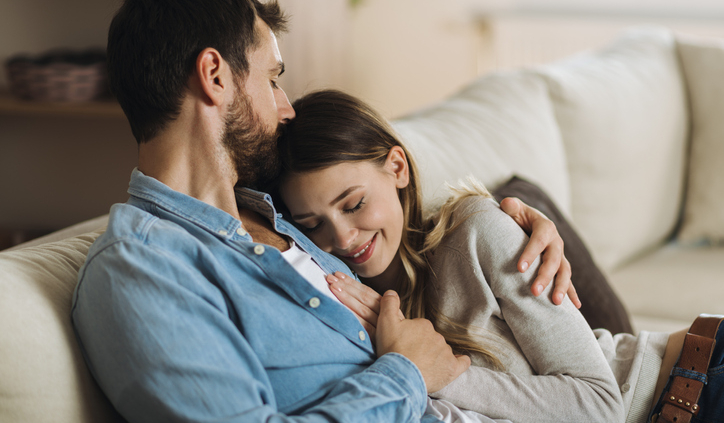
[127,168,282,235]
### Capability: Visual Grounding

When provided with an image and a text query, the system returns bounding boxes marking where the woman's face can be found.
[279,147,410,282]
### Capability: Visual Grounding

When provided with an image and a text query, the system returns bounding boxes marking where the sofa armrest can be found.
[7,215,109,252]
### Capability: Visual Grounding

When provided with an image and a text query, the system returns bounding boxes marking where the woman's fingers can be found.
[326,272,382,328]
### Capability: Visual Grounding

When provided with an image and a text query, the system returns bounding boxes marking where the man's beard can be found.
[222,90,283,190]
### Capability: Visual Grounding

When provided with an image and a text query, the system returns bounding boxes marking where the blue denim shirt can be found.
[72,169,435,423]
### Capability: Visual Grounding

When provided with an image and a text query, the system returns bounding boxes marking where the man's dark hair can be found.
[107,0,287,143]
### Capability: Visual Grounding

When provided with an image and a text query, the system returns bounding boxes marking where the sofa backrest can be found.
[537,27,689,271]
[394,27,690,272]
[676,36,724,245]
[392,70,572,218]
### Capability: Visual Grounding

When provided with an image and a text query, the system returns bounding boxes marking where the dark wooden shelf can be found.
[0,91,125,118]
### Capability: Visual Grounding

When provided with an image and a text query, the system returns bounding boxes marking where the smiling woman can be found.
[271,88,724,423]
[272,89,630,422]
[279,157,408,294]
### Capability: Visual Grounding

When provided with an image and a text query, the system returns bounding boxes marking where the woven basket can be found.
[5,49,108,102]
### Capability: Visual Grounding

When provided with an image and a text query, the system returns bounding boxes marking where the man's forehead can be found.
[251,19,284,70]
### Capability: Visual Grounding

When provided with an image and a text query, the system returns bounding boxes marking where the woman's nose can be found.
[331,224,356,251]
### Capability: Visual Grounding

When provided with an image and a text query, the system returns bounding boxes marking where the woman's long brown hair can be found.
[276,89,502,369]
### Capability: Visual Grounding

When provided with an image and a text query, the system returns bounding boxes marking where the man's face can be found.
[224,19,295,189]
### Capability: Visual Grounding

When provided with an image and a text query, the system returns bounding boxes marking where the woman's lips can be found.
[345,234,377,265]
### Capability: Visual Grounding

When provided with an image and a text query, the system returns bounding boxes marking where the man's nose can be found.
[276,88,295,124]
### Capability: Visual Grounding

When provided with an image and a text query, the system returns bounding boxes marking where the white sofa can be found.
[1,27,723,422]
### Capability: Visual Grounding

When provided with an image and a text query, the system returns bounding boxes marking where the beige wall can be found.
[0,115,136,230]
[345,0,481,118]
[0,0,134,233]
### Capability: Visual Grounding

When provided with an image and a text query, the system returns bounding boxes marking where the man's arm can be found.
[72,240,456,423]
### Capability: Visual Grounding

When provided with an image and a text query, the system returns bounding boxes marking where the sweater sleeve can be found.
[429,197,625,423]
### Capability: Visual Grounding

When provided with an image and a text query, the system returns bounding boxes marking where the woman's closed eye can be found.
[297,198,364,233]
[343,198,365,214]
[301,220,322,233]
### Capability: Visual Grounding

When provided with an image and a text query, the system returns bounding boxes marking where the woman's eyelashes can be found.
[343,198,365,214]
[302,221,322,233]
[298,198,365,233]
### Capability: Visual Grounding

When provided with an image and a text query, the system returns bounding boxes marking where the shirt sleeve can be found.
[71,238,430,423]
[429,197,625,423]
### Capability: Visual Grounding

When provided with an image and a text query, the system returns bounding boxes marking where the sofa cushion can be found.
[492,176,632,335]
[0,228,121,423]
[391,70,571,217]
[536,27,689,271]
[676,37,724,244]
[608,244,724,330]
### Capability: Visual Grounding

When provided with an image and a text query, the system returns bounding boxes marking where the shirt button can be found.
[254,245,265,255]
[236,227,247,236]
[359,331,366,341]
[309,297,321,308]
[218,229,228,236]
[621,383,630,393]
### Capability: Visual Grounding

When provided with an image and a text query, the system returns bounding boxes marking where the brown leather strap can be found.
[653,315,723,423]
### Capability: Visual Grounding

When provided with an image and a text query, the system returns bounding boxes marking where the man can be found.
[72,1,576,422]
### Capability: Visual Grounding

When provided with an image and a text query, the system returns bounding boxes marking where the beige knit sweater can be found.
[427,196,668,423]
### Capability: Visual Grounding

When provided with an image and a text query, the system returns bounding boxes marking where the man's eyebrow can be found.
[290,186,362,220]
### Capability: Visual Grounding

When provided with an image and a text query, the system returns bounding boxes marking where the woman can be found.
[274,89,723,423]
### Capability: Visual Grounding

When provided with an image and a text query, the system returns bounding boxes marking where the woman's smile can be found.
[343,233,377,264]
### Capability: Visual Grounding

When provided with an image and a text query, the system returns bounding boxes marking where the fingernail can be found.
[327,274,339,283]
[533,284,542,296]
[521,261,529,272]
[384,290,397,297]
[555,293,563,303]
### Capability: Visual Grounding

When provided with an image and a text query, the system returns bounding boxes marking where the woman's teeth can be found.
[353,241,371,258]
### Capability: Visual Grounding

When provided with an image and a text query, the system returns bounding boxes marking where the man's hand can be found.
[499,197,581,308]
[375,290,470,393]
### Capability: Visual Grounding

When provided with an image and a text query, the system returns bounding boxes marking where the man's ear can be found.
[385,146,410,189]
[195,48,230,106]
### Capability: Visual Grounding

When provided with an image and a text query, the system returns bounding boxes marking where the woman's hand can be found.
[326,272,401,342]
[499,197,581,309]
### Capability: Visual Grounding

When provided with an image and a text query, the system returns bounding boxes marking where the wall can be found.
[0,0,135,237]
[0,115,135,230]
[346,0,481,118]
[2,0,724,236]
[276,0,351,103]
[0,0,117,88]
[343,0,724,118]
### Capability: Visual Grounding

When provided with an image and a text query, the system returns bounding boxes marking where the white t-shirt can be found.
[280,241,342,304]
